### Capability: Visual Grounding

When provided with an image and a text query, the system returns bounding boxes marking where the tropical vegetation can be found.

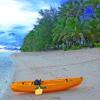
[21,0,100,51]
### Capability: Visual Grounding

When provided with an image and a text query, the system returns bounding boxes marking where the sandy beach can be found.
[3,48,100,100]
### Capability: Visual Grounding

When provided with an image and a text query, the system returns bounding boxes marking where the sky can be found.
[0,0,95,51]
[0,0,60,50]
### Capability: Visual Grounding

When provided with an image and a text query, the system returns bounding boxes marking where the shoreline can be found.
[3,48,100,100]
[0,56,16,100]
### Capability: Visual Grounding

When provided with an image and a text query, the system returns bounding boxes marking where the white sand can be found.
[3,48,100,100]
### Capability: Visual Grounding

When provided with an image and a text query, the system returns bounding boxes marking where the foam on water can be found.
[0,52,16,99]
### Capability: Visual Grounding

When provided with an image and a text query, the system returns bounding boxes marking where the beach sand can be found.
[3,48,100,100]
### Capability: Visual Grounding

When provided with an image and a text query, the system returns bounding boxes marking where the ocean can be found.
[0,52,16,99]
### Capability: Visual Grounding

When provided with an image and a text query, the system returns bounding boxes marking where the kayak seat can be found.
[34,79,41,86]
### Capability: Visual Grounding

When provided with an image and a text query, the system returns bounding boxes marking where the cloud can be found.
[0,0,42,48]
[0,31,23,47]
[0,32,5,35]
[17,0,59,11]
[0,0,60,49]
[0,0,41,32]
[9,26,30,36]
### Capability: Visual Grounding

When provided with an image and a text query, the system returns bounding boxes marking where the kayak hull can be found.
[11,77,83,93]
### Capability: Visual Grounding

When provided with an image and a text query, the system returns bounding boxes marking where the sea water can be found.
[0,52,16,99]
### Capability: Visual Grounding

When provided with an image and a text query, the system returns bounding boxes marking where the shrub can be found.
[94,43,100,48]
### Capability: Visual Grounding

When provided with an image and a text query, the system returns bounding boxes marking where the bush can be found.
[70,45,82,50]
[61,43,67,51]
[94,43,100,48]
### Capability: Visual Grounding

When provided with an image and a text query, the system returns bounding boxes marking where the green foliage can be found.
[70,45,82,50]
[94,43,100,48]
[21,0,100,52]
[21,8,57,51]
[20,31,35,51]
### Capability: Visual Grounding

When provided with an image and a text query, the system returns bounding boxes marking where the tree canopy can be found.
[21,0,100,51]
